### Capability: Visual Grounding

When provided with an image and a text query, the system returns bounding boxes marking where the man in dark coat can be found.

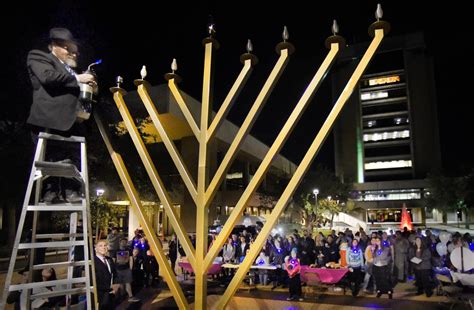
[26,27,96,202]
[94,240,118,310]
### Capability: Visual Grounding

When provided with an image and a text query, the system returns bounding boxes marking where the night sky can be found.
[2,1,473,174]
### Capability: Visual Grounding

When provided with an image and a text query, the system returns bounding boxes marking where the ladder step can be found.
[31,287,89,300]
[9,277,87,292]
[18,240,85,249]
[28,204,85,211]
[38,132,86,143]
[36,233,84,239]
[35,161,83,180]
[33,260,90,270]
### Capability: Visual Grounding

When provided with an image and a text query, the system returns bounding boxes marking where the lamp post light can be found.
[96,188,105,197]
[313,188,319,228]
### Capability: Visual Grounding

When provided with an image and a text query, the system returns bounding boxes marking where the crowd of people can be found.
[172,225,474,301]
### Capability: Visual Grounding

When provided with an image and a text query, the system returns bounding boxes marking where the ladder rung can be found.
[28,204,85,211]
[38,132,85,143]
[18,240,85,249]
[36,233,84,239]
[32,260,90,270]
[9,277,87,292]
[34,161,83,180]
[31,287,89,300]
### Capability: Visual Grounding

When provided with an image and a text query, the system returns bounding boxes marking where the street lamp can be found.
[313,188,319,228]
[96,188,105,197]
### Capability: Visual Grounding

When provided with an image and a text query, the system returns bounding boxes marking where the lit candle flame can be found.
[332,20,339,35]
[375,3,383,21]
[246,39,253,53]
[116,76,123,87]
[140,65,147,80]
[282,26,289,42]
[171,58,178,73]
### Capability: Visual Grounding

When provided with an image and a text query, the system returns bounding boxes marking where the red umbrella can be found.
[399,203,413,230]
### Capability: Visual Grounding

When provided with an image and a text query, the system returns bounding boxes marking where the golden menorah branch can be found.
[168,80,201,139]
[204,41,342,270]
[93,112,189,309]
[216,27,386,309]
[136,83,198,205]
[207,58,255,142]
[204,48,291,208]
[194,40,215,310]
[110,91,197,270]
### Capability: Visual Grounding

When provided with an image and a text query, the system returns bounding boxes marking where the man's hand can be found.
[77,73,96,84]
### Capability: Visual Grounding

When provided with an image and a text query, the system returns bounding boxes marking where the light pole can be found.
[313,188,319,228]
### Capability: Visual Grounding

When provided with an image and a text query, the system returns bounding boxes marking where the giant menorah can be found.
[96,5,389,309]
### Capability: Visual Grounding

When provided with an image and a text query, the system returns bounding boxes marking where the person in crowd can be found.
[409,236,433,297]
[236,236,250,263]
[130,247,144,294]
[144,250,159,287]
[271,239,287,289]
[347,238,364,296]
[223,237,236,264]
[339,239,349,268]
[94,240,119,310]
[255,250,270,286]
[168,234,178,274]
[363,235,376,294]
[394,230,410,282]
[115,238,140,303]
[324,235,340,264]
[285,248,303,301]
[314,233,326,267]
[301,230,315,266]
[107,227,121,260]
[372,236,393,299]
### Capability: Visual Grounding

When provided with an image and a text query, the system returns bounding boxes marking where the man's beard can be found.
[65,58,77,68]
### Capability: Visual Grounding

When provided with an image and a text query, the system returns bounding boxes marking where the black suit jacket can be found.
[94,255,117,293]
[27,49,80,131]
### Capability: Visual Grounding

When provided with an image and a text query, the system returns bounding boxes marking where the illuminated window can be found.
[366,120,377,128]
[365,160,412,170]
[368,75,401,86]
[360,91,388,101]
[394,117,409,125]
[363,130,410,142]
[226,172,243,179]
[355,189,421,201]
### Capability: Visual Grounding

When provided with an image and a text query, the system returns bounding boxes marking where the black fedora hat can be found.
[49,27,78,44]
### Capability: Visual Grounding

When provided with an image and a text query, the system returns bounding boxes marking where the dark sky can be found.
[2,1,473,174]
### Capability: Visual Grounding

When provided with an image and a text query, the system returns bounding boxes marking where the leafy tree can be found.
[90,196,126,240]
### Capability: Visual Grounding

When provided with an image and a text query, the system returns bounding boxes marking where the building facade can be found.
[332,32,459,229]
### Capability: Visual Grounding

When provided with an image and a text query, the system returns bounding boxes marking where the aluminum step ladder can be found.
[0,132,97,310]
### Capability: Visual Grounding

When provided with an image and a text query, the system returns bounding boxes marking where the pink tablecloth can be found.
[300,266,349,284]
[178,262,222,275]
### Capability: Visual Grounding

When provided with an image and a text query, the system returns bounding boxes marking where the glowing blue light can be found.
[95,59,103,65]
[470,243,474,251]
[377,249,383,256]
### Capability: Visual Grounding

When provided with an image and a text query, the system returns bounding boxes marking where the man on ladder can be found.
[1,27,98,309]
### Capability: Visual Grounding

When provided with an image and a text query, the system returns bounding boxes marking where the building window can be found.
[367,208,412,223]
[354,188,421,201]
[363,130,410,142]
[368,75,401,86]
[365,159,412,170]
[216,206,222,215]
[360,91,389,101]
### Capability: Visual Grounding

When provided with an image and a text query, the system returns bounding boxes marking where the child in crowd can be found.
[285,248,303,301]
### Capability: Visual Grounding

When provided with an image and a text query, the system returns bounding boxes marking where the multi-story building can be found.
[332,32,459,229]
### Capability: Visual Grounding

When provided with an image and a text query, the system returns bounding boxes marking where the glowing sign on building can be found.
[368,75,400,86]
